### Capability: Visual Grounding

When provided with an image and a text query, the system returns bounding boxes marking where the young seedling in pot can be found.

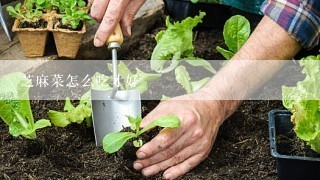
[6,3,43,28]
[103,115,181,154]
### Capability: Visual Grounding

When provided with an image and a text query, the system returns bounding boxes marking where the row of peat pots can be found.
[8,0,91,58]
[268,110,320,179]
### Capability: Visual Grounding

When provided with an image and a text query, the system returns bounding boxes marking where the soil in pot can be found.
[12,19,50,57]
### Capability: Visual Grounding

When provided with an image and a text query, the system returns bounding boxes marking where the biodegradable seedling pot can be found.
[164,0,232,28]
[12,19,50,57]
[268,110,320,180]
[51,20,86,59]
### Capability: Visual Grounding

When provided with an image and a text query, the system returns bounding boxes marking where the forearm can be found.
[200,16,302,121]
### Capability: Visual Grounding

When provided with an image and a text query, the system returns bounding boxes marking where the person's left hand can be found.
[133,92,229,179]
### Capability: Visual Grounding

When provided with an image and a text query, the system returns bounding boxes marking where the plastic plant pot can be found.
[268,110,320,180]
[164,0,232,28]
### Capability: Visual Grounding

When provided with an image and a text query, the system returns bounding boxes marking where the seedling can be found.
[103,115,181,154]
[60,0,93,29]
[6,3,42,23]
[0,72,51,139]
[216,15,251,60]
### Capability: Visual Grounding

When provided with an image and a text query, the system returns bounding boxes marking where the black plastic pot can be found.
[164,0,232,28]
[268,110,320,180]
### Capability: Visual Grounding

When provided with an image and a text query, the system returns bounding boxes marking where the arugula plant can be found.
[282,57,320,154]
[103,115,181,153]
[0,72,51,139]
[6,3,42,23]
[60,0,93,29]
[151,11,207,73]
[216,15,251,60]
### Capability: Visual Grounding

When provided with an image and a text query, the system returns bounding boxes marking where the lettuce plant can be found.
[216,15,251,60]
[6,3,42,23]
[103,115,181,153]
[282,57,320,153]
[0,72,51,139]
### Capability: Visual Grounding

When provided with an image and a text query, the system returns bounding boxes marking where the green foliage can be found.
[216,15,251,60]
[282,56,320,153]
[151,11,206,72]
[6,3,42,23]
[60,0,93,29]
[0,72,51,139]
[103,116,181,154]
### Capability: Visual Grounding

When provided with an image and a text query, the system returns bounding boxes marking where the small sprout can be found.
[103,115,181,154]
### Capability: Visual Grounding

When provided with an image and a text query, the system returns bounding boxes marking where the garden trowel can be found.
[91,24,141,146]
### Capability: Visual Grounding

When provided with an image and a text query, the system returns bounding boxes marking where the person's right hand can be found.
[133,92,238,179]
[90,0,146,47]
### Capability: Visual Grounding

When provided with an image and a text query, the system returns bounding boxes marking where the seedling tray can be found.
[268,110,320,180]
[164,0,232,28]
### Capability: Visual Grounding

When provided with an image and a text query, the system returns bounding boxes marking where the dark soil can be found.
[19,19,48,29]
[0,10,315,179]
[56,19,84,31]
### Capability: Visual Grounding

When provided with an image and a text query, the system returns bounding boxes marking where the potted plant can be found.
[6,1,50,57]
[269,57,320,179]
[50,0,93,58]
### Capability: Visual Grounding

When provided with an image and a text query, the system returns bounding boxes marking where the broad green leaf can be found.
[216,46,235,60]
[128,116,142,131]
[151,12,205,72]
[191,77,211,92]
[48,110,70,127]
[64,97,75,111]
[223,15,250,53]
[175,65,192,94]
[91,72,112,91]
[34,119,51,130]
[140,115,181,134]
[282,58,320,153]
[185,59,217,74]
[129,68,161,92]
[103,132,136,153]
[9,121,24,137]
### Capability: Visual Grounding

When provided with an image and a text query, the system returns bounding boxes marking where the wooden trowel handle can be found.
[106,23,124,45]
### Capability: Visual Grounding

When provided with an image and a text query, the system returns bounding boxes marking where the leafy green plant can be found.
[150,11,207,73]
[216,15,251,60]
[0,72,51,139]
[60,0,93,29]
[6,3,42,23]
[103,115,181,153]
[282,57,320,153]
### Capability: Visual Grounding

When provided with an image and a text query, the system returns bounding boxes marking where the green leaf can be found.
[282,58,320,153]
[216,46,235,60]
[140,115,181,135]
[103,132,136,153]
[15,3,21,12]
[34,119,51,130]
[48,110,70,127]
[78,0,86,7]
[128,116,142,131]
[133,139,143,147]
[9,121,24,137]
[151,12,206,72]
[175,65,192,94]
[64,97,75,111]
[223,15,250,53]
[129,68,161,93]
[191,77,211,92]
[91,72,112,91]
[185,59,217,74]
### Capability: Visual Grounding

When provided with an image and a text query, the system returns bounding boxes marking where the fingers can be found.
[136,127,184,159]
[94,0,130,47]
[139,147,194,177]
[90,0,110,23]
[120,0,146,37]
[163,154,206,180]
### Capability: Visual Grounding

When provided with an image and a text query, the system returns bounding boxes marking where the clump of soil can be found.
[56,19,83,31]
[19,19,48,29]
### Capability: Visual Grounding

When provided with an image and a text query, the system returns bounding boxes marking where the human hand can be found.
[90,0,146,47]
[133,92,231,179]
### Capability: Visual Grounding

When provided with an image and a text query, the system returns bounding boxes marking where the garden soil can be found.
[0,13,305,179]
